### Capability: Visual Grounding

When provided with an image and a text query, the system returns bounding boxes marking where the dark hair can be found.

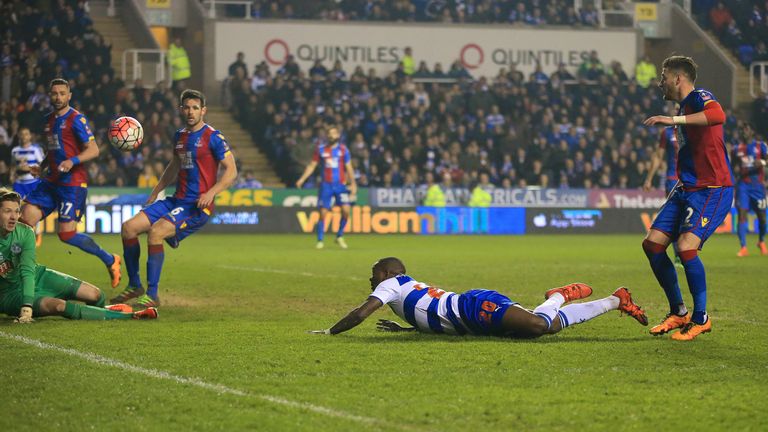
[0,188,21,205]
[48,78,69,91]
[662,55,697,83]
[180,89,206,107]
[375,257,406,275]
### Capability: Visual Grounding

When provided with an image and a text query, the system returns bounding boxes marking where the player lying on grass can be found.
[0,189,157,323]
[311,257,647,337]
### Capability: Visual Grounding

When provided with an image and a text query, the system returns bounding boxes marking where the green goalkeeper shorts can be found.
[0,266,81,316]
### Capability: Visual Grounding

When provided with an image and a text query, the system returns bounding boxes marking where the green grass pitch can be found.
[1,233,766,431]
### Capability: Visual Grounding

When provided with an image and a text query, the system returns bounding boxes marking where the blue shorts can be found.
[651,186,734,248]
[317,183,351,209]
[458,289,517,336]
[13,180,40,199]
[736,182,767,211]
[665,179,679,196]
[142,197,210,248]
[24,180,87,222]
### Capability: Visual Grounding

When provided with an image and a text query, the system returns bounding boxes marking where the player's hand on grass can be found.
[15,305,34,324]
[308,329,331,335]
[376,319,414,332]
[197,191,216,208]
[643,116,674,126]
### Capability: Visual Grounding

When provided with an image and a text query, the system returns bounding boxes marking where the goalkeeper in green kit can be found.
[0,188,157,323]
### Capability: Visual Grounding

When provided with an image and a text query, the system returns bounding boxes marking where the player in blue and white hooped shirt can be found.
[10,127,45,198]
[310,257,648,337]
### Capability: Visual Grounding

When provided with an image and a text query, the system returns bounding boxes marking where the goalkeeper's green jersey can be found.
[0,223,37,306]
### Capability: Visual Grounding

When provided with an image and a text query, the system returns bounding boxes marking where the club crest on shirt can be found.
[11,243,21,255]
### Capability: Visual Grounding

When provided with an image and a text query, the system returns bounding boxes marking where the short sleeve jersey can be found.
[43,108,94,186]
[173,124,231,203]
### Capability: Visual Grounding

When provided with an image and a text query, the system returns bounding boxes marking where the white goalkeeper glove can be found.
[15,305,34,324]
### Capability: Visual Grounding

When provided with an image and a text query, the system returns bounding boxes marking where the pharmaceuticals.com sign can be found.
[214,21,639,80]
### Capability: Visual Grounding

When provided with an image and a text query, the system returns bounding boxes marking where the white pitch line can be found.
[0,332,396,429]
[218,264,366,282]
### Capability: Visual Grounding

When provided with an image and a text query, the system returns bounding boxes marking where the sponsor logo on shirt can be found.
[11,243,21,255]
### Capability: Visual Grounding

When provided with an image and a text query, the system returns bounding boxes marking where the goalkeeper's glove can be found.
[15,305,34,324]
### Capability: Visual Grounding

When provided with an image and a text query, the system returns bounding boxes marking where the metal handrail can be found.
[202,0,253,19]
[750,61,768,97]
[121,49,170,87]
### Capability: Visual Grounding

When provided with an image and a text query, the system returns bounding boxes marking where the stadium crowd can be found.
[219,0,601,26]
[695,0,768,66]
[0,1,182,188]
[226,49,744,190]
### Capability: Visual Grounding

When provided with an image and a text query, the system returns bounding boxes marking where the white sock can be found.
[532,293,565,329]
[558,296,620,328]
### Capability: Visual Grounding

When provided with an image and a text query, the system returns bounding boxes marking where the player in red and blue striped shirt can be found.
[295,125,357,249]
[642,55,734,341]
[732,123,768,256]
[112,89,237,308]
[21,79,121,289]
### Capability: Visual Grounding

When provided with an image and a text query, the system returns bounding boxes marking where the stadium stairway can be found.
[89,2,284,187]
[702,31,755,112]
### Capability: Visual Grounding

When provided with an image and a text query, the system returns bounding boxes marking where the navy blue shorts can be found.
[142,197,210,248]
[736,181,767,211]
[651,186,734,248]
[458,289,517,336]
[317,183,351,209]
[24,180,87,222]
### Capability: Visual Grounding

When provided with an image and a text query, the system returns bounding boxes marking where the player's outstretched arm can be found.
[310,297,383,335]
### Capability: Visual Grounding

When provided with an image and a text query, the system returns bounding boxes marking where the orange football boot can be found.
[758,242,767,256]
[671,319,712,341]
[545,283,593,303]
[649,312,690,335]
[612,287,648,325]
[105,303,133,313]
[107,254,122,288]
[132,307,159,320]
[737,247,749,257]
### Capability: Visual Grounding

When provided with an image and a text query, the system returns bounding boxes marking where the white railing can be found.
[751,62,768,97]
[202,0,252,19]
[122,49,170,87]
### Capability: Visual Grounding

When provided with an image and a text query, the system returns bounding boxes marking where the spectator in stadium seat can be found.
[709,2,732,34]
[228,52,247,78]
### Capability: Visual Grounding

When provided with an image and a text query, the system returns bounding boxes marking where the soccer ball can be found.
[108,116,143,151]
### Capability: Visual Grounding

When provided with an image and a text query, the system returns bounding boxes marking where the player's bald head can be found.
[374,257,406,275]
